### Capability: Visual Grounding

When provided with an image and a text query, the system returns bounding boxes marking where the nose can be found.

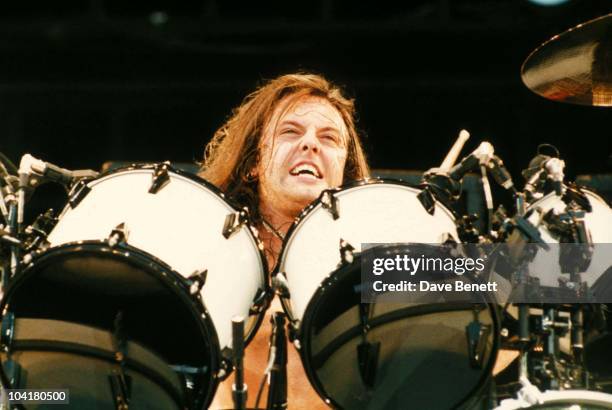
[300,127,320,153]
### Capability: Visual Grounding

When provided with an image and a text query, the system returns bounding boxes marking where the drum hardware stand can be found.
[457,214,481,243]
[480,164,495,236]
[231,316,247,410]
[272,273,291,299]
[108,223,130,248]
[561,185,592,212]
[531,307,567,390]
[21,209,55,255]
[109,311,132,410]
[0,312,22,408]
[168,364,208,410]
[0,166,21,284]
[272,273,304,352]
[0,227,22,298]
[223,209,249,239]
[357,303,380,388]
[418,171,463,215]
[0,183,11,225]
[148,162,171,194]
[521,145,565,202]
[271,274,301,351]
[320,190,339,220]
[266,312,287,410]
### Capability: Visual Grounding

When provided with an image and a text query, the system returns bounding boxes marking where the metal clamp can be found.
[249,287,270,315]
[223,209,248,239]
[108,223,129,247]
[109,311,131,410]
[1,311,15,352]
[68,179,91,209]
[339,239,355,266]
[148,162,171,194]
[272,273,290,299]
[109,370,131,410]
[417,187,436,215]
[321,190,339,220]
[187,269,208,296]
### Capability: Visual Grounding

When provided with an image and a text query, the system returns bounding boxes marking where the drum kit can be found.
[0,13,611,410]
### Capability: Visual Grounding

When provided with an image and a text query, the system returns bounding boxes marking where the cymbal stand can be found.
[0,177,19,292]
[266,312,287,410]
[513,191,531,383]
[232,316,247,410]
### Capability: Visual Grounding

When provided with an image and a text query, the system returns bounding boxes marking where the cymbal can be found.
[521,13,612,107]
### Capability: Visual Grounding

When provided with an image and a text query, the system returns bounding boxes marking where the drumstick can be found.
[439,129,470,171]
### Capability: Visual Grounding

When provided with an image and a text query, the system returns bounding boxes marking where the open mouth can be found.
[289,163,322,179]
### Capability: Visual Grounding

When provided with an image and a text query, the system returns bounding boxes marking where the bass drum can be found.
[277,180,499,410]
[495,390,612,409]
[1,164,268,409]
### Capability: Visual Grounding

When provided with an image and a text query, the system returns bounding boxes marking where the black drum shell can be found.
[1,241,220,409]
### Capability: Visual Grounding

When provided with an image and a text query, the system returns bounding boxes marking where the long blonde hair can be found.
[200,73,369,223]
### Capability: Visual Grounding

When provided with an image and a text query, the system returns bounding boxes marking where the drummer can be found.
[200,72,370,408]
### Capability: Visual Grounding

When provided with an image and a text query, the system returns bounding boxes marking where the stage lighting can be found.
[527,0,571,6]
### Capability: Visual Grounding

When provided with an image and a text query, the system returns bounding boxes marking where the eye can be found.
[321,134,339,144]
[280,128,299,137]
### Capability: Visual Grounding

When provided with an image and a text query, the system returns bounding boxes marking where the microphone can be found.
[448,141,495,181]
[487,155,516,192]
[0,155,18,196]
[19,154,74,186]
[232,316,247,410]
[266,312,287,410]
[544,157,565,196]
[523,155,565,196]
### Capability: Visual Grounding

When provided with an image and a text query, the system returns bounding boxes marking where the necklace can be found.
[261,218,285,241]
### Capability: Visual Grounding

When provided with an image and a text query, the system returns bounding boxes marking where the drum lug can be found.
[320,190,339,220]
[148,162,171,194]
[562,184,592,212]
[466,309,491,369]
[215,357,231,381]
[287,322,301,350]
[108,370,132,410]
[339,239,355,266]
[440,232,457,244]
[222,209,248,239]
[109,311,132,410]
[108,222,129,247]
[417,187,436,215]
[68,179,91,209]
[249,287,269,314]
[3,358,21,388]
[1,311,15,351]
[187,269,208,295]
[272,272,290,298]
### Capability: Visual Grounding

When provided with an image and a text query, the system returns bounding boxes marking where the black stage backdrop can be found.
[0,1,611,218]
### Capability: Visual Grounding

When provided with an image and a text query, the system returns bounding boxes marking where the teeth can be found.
[290,164,320,178]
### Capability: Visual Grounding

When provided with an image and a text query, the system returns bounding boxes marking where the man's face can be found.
[257,96,348,217]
